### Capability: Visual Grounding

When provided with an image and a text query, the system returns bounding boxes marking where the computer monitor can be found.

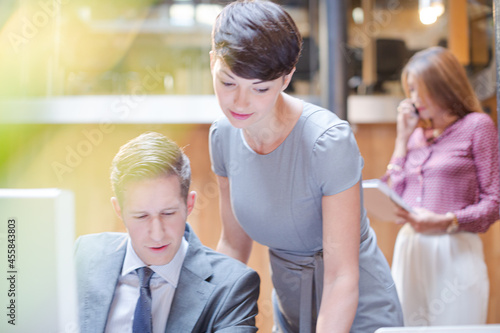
[0,189,78,332]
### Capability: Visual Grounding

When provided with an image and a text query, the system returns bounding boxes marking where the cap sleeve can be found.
[209,120,228,177]
[312,123,363,196]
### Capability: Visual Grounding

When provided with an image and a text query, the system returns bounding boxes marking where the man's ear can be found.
[111,197,122,220]
[186,191,197,216]
[282,67,296,91]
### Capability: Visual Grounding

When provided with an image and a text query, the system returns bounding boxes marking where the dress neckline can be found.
[423,115,463,145]
[240,100,305,156]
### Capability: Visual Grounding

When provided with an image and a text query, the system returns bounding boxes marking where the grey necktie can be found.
[133,266,154,333]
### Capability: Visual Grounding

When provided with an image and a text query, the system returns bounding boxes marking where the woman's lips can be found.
[230,111,253,120]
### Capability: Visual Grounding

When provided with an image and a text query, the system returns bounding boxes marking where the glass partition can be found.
[0,0,321,101]
[345,0,495,123]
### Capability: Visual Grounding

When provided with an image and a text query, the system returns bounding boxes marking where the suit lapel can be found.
[165,225,215,332]
[82,234,126,332]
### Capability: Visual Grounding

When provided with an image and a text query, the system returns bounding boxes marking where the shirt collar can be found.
[121,236,189,288]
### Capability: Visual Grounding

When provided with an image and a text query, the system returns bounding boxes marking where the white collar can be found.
[121,236,189,288]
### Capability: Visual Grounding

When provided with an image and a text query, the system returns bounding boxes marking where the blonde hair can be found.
[401,46,483,118]
[110,132,191,204]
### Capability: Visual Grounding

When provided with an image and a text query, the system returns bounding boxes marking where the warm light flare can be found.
[419,0,444,25]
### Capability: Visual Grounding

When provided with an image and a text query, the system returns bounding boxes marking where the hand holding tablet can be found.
[362,179,414,222]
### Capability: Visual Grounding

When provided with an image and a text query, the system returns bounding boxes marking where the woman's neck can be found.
[423,112,459,142]
[243,94,302,155]
[430,112,459,131]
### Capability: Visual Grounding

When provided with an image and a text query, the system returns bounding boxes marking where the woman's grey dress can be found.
[209,102,403,332]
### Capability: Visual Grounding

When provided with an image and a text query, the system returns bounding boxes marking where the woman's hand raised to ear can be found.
[393,98,420,159]
[396,98,420,142]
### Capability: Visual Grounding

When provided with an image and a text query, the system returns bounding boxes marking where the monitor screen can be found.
[0,189,78,333]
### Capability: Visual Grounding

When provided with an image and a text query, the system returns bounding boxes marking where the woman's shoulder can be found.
[460,111,496,132]
[210,116,233,131]
[210,116,237,139]
[300,102,349,133]
[463,111,494,124]
[297,102,357,153]
[209,117,240,155]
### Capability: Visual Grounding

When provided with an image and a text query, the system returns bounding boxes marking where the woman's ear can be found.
[282,67,296,91]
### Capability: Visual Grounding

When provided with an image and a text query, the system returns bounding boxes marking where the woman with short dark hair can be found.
[209,1,403,332]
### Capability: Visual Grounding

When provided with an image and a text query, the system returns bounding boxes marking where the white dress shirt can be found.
[104,237,188,333]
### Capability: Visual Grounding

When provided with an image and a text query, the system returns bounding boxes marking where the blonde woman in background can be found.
[383,46,499,325]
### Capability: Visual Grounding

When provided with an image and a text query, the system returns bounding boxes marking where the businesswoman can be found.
[209,1,403,332]
[383,46,499,325]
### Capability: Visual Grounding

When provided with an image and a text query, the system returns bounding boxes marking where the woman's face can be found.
[407,73,443,121]
[211,58,292,129]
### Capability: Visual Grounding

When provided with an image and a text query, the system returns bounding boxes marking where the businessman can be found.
[75,132,260,332]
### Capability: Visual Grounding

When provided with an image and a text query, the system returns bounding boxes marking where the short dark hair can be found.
[110,132,191,204]
[212,0,303,81]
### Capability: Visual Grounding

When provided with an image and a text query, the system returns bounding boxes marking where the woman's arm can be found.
[393,98,419,158]
[316,182,360,333]
[381,99,418,192]
[215,175,253,264]
[453,116,500,232]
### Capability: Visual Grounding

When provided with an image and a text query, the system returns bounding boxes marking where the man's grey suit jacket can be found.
[75,224,260,332]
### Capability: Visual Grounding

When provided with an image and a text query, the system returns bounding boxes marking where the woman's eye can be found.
[135,215,147,220]
[222,81,234,87]
[255,88,269,93]
[162,212,175,216]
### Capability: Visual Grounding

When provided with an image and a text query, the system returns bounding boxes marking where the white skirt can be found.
[391,224,489,326]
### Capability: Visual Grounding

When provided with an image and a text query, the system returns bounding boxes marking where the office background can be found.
[0,1,498,331]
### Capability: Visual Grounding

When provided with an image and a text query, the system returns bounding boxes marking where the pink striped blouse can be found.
[384,112,499,233]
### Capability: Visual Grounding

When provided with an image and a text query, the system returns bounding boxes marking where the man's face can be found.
[112,174,195,266]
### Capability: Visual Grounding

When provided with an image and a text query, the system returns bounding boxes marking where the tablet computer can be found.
[362,179,413,222]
